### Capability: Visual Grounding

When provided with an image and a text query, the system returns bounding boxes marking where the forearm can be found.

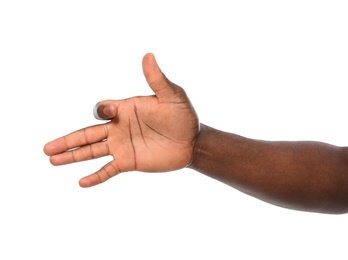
[189,124,348,214]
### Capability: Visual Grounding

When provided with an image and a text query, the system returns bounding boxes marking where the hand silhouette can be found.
[44,53,200,187]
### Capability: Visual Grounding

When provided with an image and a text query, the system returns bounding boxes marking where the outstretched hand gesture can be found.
[44,53,199,187]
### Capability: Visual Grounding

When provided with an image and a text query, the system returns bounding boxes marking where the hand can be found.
[44,53,200,187]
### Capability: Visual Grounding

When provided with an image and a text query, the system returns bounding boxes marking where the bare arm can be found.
[189,124,348,214]
[44,53,348,214]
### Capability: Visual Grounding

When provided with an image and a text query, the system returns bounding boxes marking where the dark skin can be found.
[44,53,348,214]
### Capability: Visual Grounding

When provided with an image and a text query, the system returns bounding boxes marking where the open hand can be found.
[44,53,199,187]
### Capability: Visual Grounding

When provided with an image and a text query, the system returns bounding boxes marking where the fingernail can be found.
[93,103,103,120]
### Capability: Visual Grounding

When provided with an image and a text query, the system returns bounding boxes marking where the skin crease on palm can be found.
[44,53,200,188]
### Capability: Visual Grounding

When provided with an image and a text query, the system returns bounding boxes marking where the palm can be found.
[106,91,198,173]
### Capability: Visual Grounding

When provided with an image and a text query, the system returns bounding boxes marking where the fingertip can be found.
[43,142,53,156]
[93,102,117,120]
[49,155,64,166]
[143,52,155,63]
[48,156,54,165]
[103,104,117,118]
[79,178,91,188]
[79,175,100,188]
[142,52,165,86]
[93,103,103,120]
[43,143,49,156]
[43,139,65,156]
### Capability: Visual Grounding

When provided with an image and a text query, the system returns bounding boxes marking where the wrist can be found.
[187,123,210,170]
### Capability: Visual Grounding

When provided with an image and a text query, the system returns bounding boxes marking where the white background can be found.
[1,1,347,259]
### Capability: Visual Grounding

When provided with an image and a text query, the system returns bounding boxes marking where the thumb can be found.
[142,53,176,100]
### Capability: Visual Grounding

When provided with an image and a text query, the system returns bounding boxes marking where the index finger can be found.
[44,124,108,156]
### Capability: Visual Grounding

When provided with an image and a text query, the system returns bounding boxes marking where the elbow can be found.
[325,180,348,215]
[324,154,348,215]
[324,188,348,215]
[306,200,348,215]
[325,205,348,215]
[332,161,348,214]
[325,206,348,215]
[330,193,348,215]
